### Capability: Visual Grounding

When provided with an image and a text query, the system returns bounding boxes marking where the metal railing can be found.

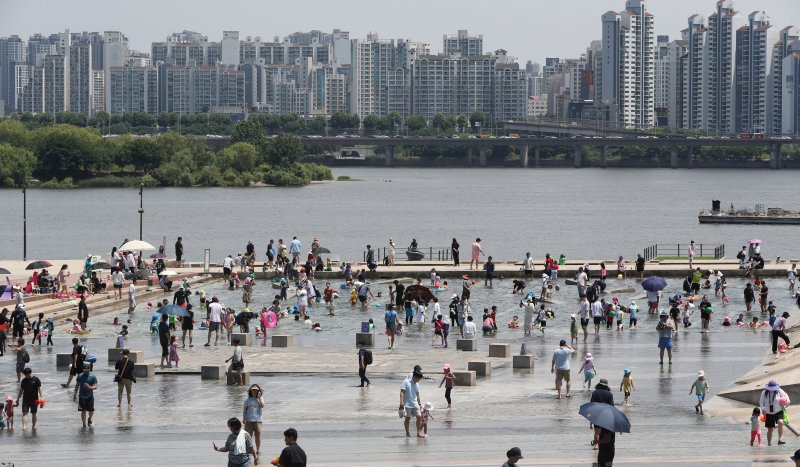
[363,246,452,262]
[643,243,725,261]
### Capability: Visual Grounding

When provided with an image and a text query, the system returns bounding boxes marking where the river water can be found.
[1,167,799,262]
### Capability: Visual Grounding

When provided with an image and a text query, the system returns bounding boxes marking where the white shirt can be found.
[112,271,124,286]
[578,272,588,287]
[590,301,603,318]
[524,257,534,271]
[537,309,547,321]
[463,321,477,338]
[433,302,441,316]
[416,305,426,322]
[297,291,307,307]
[223,257,234,269]
[788,268,797,281]
[579,300,590,319]
[388,243,395,256]
[128,283,136,297]
[208,302,224,322]
[126,253,136,268]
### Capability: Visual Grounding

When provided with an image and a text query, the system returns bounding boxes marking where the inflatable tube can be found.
[265,311,278,329]
[65,329,91,335]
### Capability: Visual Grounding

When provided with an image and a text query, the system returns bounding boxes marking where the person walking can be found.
[550,340,574,399]
[206,297,224,346]
[744,283,755,312]
[522,296,536,337]
[356,340,372,387]
[175,237,184,263]
[112,267,124,300]
[226,338,244,386]
[115,349,135,408]
[400,370,424,437]
[384,304,397,350]
[523,252,534,279]
[759,380,790,446]
[158,314,171,368]
[127,279,137,314]
[596,426,616,467]
[689,370,709,414]
[451,238,460,267]
[771,311,791,355]
[271,427,307,467]
[243,384,265,455]
[213,417,257,467]
[760,280,770,314]
[73,362,98,428]
[688,240,697,269]
[16,367,42,430]
[439,364,456,408]
[77,295,89,329]
[470,238,484,270]
[61,337,85,388]
[657,310,674,365]
[578,295,590,342]
[14,338,30,382]
[181,303,194,348]
[290,236,302,262]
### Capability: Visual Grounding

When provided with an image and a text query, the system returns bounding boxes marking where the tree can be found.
[123,138,165,172]
[362,115,383,133]
[0,143,36,187]
[329,113,359,132]
[157,112,178,128]
[307,116,326,134]
[56,112,88,127]
[33,125,101,179]
[219,142,258,172]
[0,119,32,148]
[469,111,485,132]
[265,133,304,166]
[231,119,268,156]
[385,113,402,134]
[457,114,468,133]
[407,115,427,133]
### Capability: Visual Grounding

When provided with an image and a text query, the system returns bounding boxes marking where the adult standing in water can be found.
[175,237,184,264]
[242,384,266,455]
[760,379,790,446]
[159,314,171,368]
[451,238,460,267]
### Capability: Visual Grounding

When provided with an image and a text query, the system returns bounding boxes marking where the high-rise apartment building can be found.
[601,0,655,129]
[443,30,483,57]
[703,0,745,134]
[664,40,688,130]
[735,11,778,134]
[351,34,396,117]
[69,42,93,115]
[769,27,799,134]
[782,41,800,135]
[0,35,27,115]
[108,65,159,115]
[681,15,706,130]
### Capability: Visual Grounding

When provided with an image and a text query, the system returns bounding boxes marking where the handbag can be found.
[114,359,130,383]
[232,358,244,371]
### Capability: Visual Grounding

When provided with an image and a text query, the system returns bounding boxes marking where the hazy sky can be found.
[1,0,798,64]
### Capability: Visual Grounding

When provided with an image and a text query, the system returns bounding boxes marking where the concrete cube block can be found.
[489,343,511,358]
[272,335,293,347]
[108,348,125,364]
[128,351,144,363]
[456,338,477,351]
[133,363,155,378]
[202,365,227,380]
[231,333,252,346]
[513,354,535,369]
[453,370,476,386]
[467,361,492,377]
[56,353,73,370]
[356,332,375,347]
[227,371,250,386]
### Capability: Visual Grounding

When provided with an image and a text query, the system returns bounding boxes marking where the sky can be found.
[1,0,798,65]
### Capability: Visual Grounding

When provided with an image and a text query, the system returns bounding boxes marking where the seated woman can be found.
[90,272,106,294]
[75,274,90,296]
[159,274,173,292]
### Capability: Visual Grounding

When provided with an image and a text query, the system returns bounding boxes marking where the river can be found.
[1,167,798,262]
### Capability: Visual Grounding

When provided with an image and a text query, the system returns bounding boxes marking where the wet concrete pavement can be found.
[1,276,799,465]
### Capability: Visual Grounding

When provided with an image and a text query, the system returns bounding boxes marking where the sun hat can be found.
[443,363,451,371]
[585,353,593,361]
[462,275,469,280]
[598,378,609,385]
[659,309,668,316]
[766,380,781,391]
[570,313,576,318]
[423,402,433,410]
[451,294,459,299]
[507,447,523,459]
[698,370,705,377]
[624,368,631,375]
[5,395,12,401]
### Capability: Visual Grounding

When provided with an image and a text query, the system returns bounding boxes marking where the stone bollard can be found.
[513,355,535,369]
[56,353,73,370]
[489,343,511,358]
[453,370,476,386]
[201,365,227,380]
[272,335,293,347]
[128,351,144,363]
[456,338,477,351]
[227,371,251,387]
[467,361,492,377]
[231,332,252,346]
[134,363,155,378]
[356,332,375,347]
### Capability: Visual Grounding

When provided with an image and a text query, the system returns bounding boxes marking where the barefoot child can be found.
[3,395,13,429]
[420,402,434,436]
[570,314,579,344]
[168,335,180,368]
[620,368,634,405]
[579,353,596,390]
[689,370,709,414]
[747,407,762,446]
[439,364,456,408]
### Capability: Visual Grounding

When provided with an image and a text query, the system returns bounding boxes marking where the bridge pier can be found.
[467,147,474,166]
[385,145,395,167]
[599,146,607,168]
[770,143,783,170]
[670,146,678,169]
[573,145,582,168]
[534,147,540,167]
[520,144,529,168]
[479,147,488,167]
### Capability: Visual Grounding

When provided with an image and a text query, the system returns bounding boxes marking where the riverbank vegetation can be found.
[0,119,331,188]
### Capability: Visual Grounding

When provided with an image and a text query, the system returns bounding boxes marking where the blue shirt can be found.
[552,347,573,370]
[401,378,420,408]
[76,373,97,399]
[628,306,638,319]
[385,310,397,324]
[243,396,263,423]
[290,239,301,253]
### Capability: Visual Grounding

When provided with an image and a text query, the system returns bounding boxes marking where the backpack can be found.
[363,349,373,365]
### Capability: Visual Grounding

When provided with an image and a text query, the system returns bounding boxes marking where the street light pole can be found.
[22,185,27,261]
[138,183,144,240]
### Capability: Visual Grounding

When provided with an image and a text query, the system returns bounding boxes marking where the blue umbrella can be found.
[158,304,190,317]
[579,402,631,433]
[641,276,667,292]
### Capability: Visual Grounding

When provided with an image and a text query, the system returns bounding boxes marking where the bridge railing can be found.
[643,244,725,261]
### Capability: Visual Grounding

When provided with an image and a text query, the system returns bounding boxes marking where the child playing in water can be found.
[747,407,762,446]
[579,353,596,390]
[620,369,634,405]
[430,269,437,287]
[420,402,434,436]
[71,319,83,333]
[349,288,358,307]
[439,365,456,408]
[508,316,520,328]
[4,395,13,429]
[689,370,709,414]
[570,314,579,344]
[225,308,235,343]
[168,335,180,368]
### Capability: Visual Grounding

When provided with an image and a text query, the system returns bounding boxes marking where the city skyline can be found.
[1,0,797,65]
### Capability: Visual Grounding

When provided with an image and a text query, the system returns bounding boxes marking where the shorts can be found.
[114,284,122,289]
[182,320,193,331]
[223,267,232,276]
[358,295,367,303]
[555,369,571,384]
[471,255,479,262]
[648,301,658,308]
[696,394,705,402]
[229,363,243,374]
[21,399,38,414]
[434,330,443,335]
[386,322,396,332]
[209,322,220,332]
[581,318,589,327]
[16,362,25,374]
[593,316,602,325]
[78,397,95,412]
[404,407,420,418]
[244,421,262,432]
[540,321,547,328]
[765,411,784,428]
[658,336,673,349]
[624,391,631,398]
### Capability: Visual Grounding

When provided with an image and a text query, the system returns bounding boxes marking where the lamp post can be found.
[22,184,27,261]
[138,183,144,240]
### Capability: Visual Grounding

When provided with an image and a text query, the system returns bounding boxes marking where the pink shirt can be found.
[471,242,482,258]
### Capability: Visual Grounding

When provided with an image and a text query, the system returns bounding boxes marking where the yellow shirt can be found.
[622,376,634,392]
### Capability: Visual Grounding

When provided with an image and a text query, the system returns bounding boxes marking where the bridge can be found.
[207,135,800,169]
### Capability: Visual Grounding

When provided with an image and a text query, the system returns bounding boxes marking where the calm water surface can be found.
[1,168,799,262]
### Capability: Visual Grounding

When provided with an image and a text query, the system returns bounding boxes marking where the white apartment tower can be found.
[735,11,778,134]
[682,15,706,129]
[350,34,395,117]
[782,41,800,135]
[665,40,688,129]
[443,30,483,57]
[0,35,27,115]
[704,0,745,135]
[69,42,93,115]
[601,0,655,129]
